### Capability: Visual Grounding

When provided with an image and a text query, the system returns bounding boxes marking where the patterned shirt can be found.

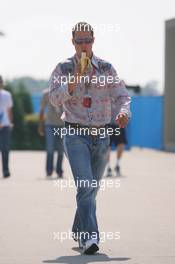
[49,54,131,127]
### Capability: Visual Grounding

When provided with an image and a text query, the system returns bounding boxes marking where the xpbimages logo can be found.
[53,178,121,191]
[52,73,120,87]
[53,230,120,243]
[59,23,120,34]
[53,125,121,138]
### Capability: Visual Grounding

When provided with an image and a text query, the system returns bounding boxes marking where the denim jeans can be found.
[64,133,109,243]
[0,126,11,176]
[45,125,64,175]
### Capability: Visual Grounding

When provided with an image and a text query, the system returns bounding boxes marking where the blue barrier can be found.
[32,95,164,150]
[32,94,41,114]
[126,96,163,150]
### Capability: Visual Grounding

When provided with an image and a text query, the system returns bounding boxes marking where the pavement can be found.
[0,148,175,264]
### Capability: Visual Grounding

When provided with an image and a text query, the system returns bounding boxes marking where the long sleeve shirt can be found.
[49,54,131,127]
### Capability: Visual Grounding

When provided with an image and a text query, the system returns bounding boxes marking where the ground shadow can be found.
[43,250,131,264]
[36,176,66,181]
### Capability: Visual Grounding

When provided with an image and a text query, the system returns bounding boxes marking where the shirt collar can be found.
[91,54,99,69]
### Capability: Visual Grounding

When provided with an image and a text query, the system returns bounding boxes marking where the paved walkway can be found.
[0,149,175,264]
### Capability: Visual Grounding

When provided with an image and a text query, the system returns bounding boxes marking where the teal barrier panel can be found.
[126,96,163,150]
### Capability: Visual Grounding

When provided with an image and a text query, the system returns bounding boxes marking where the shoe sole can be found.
[83,243,99,255]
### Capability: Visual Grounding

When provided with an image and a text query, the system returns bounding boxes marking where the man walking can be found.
[49,22,131,254]
[107,97,128,177]
[0,76,13,178]
[38,88,64,178]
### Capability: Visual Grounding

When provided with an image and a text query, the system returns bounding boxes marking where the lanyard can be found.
[84,66,96,95]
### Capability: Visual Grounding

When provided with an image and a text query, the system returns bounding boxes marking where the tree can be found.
[16,82,33,114]
[141,80,160,96]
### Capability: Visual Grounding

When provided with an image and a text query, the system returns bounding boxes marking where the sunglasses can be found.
[74,37,93,45]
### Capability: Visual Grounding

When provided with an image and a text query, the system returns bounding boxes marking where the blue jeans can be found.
[45,125,64,175]
[0,126,11,176]
[64,133,109,243]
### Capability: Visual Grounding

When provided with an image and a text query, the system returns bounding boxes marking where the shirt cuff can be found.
[116,110,131,120]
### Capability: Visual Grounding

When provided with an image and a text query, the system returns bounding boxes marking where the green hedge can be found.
[5,82,45,150]
[24,116,45,150]
[12,116,45,150]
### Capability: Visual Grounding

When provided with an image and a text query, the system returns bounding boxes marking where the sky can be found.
[0,0,175,92]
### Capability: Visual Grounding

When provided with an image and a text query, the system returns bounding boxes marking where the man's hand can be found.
[116,113,129,128]
[38,123,44,136]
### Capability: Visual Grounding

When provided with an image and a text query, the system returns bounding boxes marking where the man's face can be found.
[72,31,94,58]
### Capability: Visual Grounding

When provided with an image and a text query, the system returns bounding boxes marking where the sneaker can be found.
[106,167,112,177]
[115,165,121,176]
[83,239,99,255]
[47,172,52,177]
[57,173,63,178]
[3,172,10,178]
